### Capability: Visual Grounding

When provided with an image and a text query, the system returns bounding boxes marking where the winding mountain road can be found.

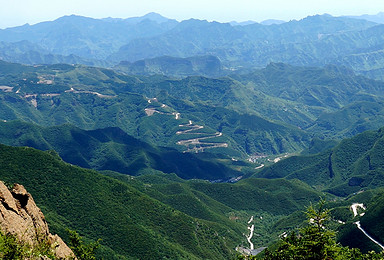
[144,98,228,153]
[354,221,384,250]
[176,121,228,153]
[65,88,115,98]
[350,203,384,250]
[351,203,365,217]
[246,216,255,250]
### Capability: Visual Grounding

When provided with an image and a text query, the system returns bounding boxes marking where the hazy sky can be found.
[1,0,384,29]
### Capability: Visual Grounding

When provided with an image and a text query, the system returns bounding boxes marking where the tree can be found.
[67,230,100,260]
[0,230,55,259]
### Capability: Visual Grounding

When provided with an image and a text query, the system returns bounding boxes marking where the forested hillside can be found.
[0,143,322,259]
[257,127,384,196]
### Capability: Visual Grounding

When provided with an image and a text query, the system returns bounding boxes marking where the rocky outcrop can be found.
[0,181,75,259]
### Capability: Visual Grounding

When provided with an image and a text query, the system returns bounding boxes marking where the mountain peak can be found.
[123,12,173,24]
[260,19,286,25]
[54,14,97,23]
[143,12,168,21]
[300,13,334,21]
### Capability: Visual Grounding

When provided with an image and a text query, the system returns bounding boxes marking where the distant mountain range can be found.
[260,19,286,25]
[347,12,384,24]
[1,13,384,79]
[109,14,376,64]
[229,19,285,26]
[0,13,177,61]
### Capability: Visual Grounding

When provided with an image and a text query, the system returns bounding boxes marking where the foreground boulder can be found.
[0,181,75,259]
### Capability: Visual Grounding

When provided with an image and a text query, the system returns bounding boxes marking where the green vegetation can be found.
[255,129,384,253]
[232,63,384,130]
[260,201,384,260]
[0,120,244,180]
[264,200,343,259]
[0,231,55,260]
[68,230,100,260]
[0,143,328,258]
[257,127,384,196]
[0,231,27,260]
[110,172,322,249]
[0,143,243,259]
[0,61,316,156]
[307,101,384,139]
[359,191,384,248]
[3,57,384,157]
[1,58,384,158]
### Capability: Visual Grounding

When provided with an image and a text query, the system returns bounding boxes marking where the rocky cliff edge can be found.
[0,181,75,259]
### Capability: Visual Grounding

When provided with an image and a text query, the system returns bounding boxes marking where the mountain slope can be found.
[109,18,246,62]
[114,55,224,77]
[0,61,312,156]
[1,13,384,80]
[0,120,243,180]
[111,15,375,64]
[306,101,384,138]
[113,173,322,249]
[358,191,384,249]
[0,143,243,259]
[0,40,111,67]
[0,13,178,61]
[257,127,384,196]
[230,63,384,129]
[2,60,384,156]
[0,143,324,258]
